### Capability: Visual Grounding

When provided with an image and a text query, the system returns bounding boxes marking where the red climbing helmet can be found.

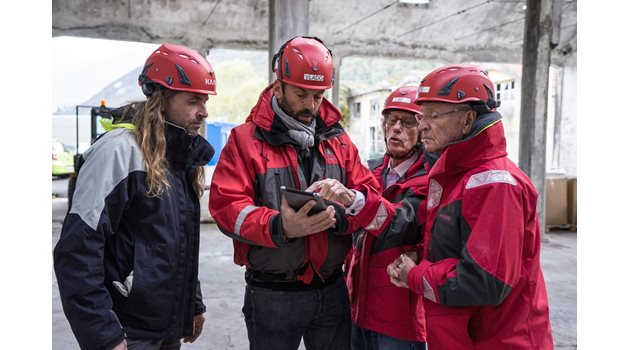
[414,64,499,113]
[272,36,334,90]
[138,43,217,97]
[383,86,422,115]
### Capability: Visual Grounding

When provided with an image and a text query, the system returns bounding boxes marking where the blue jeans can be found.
[242,276,351,350]
[351,325,426,350]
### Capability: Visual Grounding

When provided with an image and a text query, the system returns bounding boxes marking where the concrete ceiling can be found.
[52,0,577,66]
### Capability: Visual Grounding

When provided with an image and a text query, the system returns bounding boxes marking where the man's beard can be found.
[279,98,317,125]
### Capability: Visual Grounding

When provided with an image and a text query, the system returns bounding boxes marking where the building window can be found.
[370,127,376,153]
[352,102,361,119]
[370,99,380,118]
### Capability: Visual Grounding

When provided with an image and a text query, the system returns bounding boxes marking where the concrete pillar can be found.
[551,66,564,170]
[518,0,556,236]
[268,0,310,84]
[332,56,342,106]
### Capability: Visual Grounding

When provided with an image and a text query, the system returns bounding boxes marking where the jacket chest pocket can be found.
[429,200,470,261]
[257,168,296,210]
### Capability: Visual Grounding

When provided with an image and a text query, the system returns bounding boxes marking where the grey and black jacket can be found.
[53,123,214,350]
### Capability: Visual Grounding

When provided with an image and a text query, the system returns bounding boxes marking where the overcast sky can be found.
[52,36,159,112]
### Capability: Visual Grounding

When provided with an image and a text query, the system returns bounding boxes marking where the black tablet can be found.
[280,186,329,216]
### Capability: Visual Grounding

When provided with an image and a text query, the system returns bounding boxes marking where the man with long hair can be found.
[54,43,217,350]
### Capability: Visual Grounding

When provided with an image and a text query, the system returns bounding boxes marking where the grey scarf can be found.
[272,96,316,151]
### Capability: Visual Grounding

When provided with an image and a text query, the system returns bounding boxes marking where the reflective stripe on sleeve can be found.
[465,170,516,189]
[235,205,258,236]
[365,202,388,231]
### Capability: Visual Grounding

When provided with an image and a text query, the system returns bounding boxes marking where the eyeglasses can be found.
[419,108,468,122]
[383,114,419,128]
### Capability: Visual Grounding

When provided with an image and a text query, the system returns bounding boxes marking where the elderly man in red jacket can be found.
[388,65,554,350]
[344,86,429,350]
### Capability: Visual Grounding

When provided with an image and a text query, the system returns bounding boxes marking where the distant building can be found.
[486,66,521,164]
[346,87,391,163]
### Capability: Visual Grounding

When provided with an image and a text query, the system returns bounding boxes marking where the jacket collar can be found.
[248,84,345,146]
[165,122,215,167]
[429,112,506,177]
[247,84,343,130]
[369,150,428,187]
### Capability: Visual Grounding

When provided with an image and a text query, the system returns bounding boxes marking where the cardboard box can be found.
[545,175,568,227]
[567,177,577,227]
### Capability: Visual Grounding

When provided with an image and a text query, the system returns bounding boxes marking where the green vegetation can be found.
[207,59,268,123]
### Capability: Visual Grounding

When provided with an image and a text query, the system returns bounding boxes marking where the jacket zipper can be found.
[274,171,282,208]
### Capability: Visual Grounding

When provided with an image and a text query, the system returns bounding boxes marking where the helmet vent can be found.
[482,83,495,100]
[179,54,199,66]
[292,48,304,61]
[175,64,192,86]
[438,77,460,96]
[457,90,466,100]
[165,76,173,86]
[284,58,291,78]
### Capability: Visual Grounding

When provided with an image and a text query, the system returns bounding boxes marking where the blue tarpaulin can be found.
[206,121,237,165]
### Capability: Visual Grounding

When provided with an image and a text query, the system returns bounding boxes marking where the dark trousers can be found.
[126,338,181,350]
[242,275,351,350]
[351,325,427,350]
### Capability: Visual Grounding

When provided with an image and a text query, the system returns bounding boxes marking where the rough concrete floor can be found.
[52,198,576,349]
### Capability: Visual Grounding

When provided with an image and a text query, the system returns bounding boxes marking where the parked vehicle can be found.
[52,138,74,176]
[67,100,114,206]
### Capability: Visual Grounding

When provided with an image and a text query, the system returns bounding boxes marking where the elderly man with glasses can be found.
[343,86,431,350]
[387,65,553,350]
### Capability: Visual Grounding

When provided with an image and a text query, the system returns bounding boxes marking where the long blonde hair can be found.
[131,89,205,198]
